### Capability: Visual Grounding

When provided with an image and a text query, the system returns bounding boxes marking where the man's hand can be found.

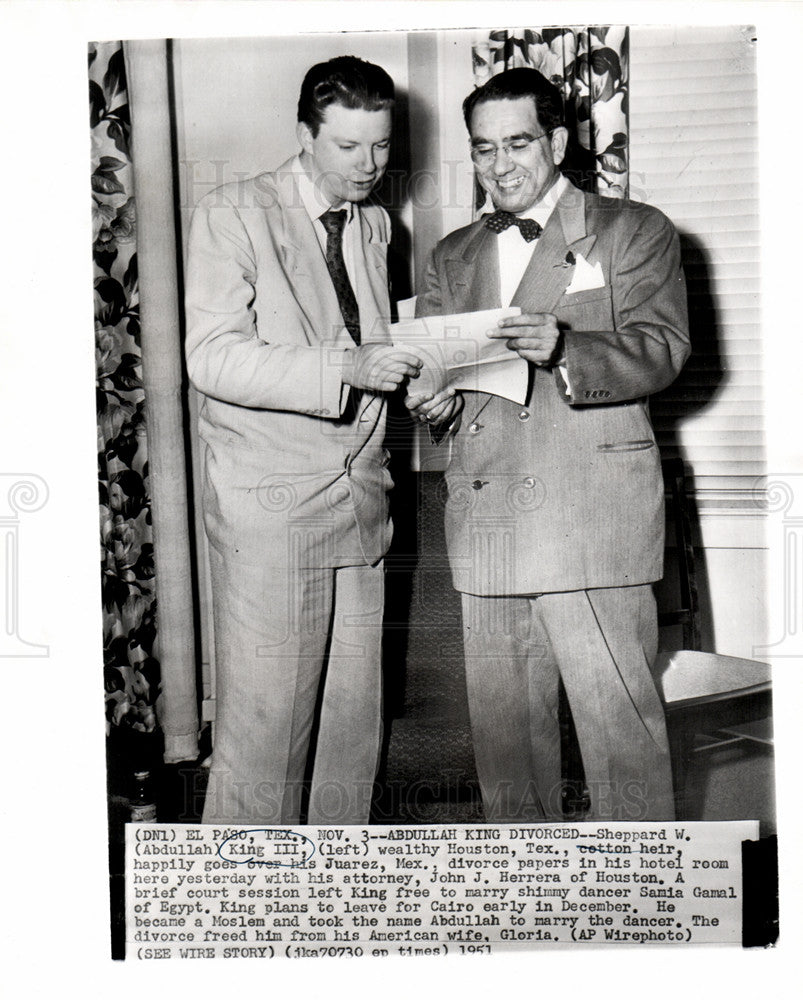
[405,387,464,426]
[487,313,562,366]
[343,345,423,392]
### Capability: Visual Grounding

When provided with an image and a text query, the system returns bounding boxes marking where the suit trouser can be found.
[202,547,384,825]
[460,584,675,822]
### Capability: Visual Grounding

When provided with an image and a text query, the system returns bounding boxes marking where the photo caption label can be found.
[125,821,755,958]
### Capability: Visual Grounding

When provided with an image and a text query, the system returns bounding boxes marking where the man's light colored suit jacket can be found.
[185,157,394,569]
[416,181,690,596]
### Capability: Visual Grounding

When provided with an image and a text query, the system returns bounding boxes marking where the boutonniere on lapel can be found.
[554,251,576,268]
[563,252,606,295]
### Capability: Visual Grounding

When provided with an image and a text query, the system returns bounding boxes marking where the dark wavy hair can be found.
[462,67,565,134]
[297,56,395,136]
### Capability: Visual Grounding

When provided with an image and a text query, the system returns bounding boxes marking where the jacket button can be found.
[518,410,530,421]
[468,422,482,434]
[523,477,536,488]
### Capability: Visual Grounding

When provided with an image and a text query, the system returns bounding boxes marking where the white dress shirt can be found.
[496,173,568,308]
[493,174,572,394]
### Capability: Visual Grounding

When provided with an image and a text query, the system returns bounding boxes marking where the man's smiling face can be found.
[469,97,567,215]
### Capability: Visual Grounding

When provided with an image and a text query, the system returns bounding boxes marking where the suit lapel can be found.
[511,185,598,314]
[444,224,501,312]
[275,164,391,356]
[274,163,347,346]
[273,164,393,434]
[444,224,500,426]
[351,207,392,423]
[461,183,598,426]
[352,207,391,346]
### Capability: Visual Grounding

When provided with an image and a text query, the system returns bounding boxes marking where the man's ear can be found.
[550,126,569,168]
[297,121,314,155]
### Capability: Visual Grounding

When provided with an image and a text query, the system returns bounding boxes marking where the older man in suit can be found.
[408,68,690,822]
[186,56,421,825]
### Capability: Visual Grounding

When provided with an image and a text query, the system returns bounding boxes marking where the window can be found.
[629,24,763,503]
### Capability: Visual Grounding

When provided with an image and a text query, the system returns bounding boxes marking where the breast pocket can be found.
[561,286,611,307]
[558,285,614,329]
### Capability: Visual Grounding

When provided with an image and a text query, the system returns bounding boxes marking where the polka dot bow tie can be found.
[484,210,543,243]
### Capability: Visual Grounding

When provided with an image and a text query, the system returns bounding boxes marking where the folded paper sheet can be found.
[391,307,529,405]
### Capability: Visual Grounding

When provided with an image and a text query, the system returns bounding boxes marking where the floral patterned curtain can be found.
[471,26,629,198]
[91,41,159,734]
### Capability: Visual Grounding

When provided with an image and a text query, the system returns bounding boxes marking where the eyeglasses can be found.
[469,132,552,167]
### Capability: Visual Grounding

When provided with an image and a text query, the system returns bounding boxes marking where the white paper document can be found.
[391,306,529,405]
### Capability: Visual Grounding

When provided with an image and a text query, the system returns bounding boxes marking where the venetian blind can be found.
[629,25,763,496]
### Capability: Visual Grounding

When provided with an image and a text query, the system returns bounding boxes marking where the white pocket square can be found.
[565,253,605,294]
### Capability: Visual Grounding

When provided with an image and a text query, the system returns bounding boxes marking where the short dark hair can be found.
[462,67,564,135]
[297,56,395,136]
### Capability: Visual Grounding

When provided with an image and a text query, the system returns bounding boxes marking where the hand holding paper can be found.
[488,312,563,367]
[391,306,529,407]
[405,385,464,425]
[342,343,423,393]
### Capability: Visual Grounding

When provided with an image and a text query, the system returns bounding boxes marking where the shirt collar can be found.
[294,154,354,225]
[480,173,569,228]
[517,173,569,226]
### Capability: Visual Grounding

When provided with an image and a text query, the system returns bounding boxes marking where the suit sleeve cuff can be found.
[317,347,353,418]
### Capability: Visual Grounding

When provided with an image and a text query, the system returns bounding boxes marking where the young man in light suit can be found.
[409,68,690,822]
[186,57,421,825]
